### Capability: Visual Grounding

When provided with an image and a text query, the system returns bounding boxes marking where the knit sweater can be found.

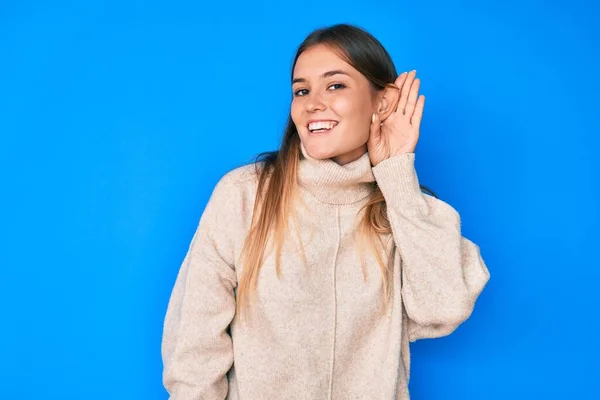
[161,143,490,400]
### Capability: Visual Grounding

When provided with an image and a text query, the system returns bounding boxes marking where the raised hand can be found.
[367,70,425,167]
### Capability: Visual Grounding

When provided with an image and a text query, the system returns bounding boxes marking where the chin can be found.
[302,141,339,160]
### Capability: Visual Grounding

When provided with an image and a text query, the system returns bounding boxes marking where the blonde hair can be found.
[236,23,405,317]
[236,128,393,318]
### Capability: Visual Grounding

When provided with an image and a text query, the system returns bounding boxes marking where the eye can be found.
[328,83,346,90]
[293,88,309,97]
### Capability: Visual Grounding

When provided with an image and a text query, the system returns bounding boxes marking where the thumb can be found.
[368,112,382,145]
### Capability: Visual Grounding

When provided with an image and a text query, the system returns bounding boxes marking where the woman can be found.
[161,23,490,399]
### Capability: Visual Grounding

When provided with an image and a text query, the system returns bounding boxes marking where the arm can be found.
[161,174,238,399]
[372,153,490,342]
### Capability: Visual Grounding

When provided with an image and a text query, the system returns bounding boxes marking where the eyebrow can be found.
[292,70,350,85]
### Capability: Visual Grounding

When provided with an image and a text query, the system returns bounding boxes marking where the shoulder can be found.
[198,162,264,240]
[206,161,264,209]
[215,161,263,193]
[223,161,263,186]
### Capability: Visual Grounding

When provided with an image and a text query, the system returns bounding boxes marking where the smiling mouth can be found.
[308,120,338,134]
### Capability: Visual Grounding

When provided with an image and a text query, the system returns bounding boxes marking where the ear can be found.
[375,84,400,122]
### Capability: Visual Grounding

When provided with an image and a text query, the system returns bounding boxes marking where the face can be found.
[291,44,379,165]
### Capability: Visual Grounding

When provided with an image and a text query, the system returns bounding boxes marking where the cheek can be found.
[333,94,373,144]
[331,93,371,119]
[290,100,302,128]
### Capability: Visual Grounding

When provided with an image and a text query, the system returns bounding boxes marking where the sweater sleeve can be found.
[161,173,238,399]
[372,153,490,342]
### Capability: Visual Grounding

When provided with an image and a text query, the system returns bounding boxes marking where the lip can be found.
[306,119,339,135]
[306,119,339,128]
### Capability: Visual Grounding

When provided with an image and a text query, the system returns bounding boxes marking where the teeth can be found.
[308,121,337,131]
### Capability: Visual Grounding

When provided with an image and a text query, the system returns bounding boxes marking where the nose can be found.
[305,92,326,113]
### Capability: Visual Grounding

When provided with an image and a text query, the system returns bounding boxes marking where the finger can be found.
[397,70,417,115]
[392,73,408,111]
[405,78,421,118]
[410,95,425,127]
[393,72,408,91]
[394,71,408,86]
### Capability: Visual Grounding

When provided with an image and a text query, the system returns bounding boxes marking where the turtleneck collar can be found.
[297,141,376,205]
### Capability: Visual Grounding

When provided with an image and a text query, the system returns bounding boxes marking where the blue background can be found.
[1,0,599,398]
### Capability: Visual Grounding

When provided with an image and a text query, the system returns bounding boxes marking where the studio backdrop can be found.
[1,0,598,399]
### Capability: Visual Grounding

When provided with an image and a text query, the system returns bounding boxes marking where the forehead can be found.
[292,44,357,79]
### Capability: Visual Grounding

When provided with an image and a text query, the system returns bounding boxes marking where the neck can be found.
[331,144,369,166]
[297,142,375,205]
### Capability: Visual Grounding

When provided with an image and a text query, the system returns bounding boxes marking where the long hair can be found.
[236,24,436,317]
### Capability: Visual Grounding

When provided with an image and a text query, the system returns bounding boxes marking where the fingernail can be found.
[372,113,376,123]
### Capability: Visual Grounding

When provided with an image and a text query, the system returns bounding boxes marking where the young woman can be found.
[161,23,490,400]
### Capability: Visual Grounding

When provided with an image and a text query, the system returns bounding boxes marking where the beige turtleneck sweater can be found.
[161,145,490,400]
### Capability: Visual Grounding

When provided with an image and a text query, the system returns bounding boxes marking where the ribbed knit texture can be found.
[161,146,490,399]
